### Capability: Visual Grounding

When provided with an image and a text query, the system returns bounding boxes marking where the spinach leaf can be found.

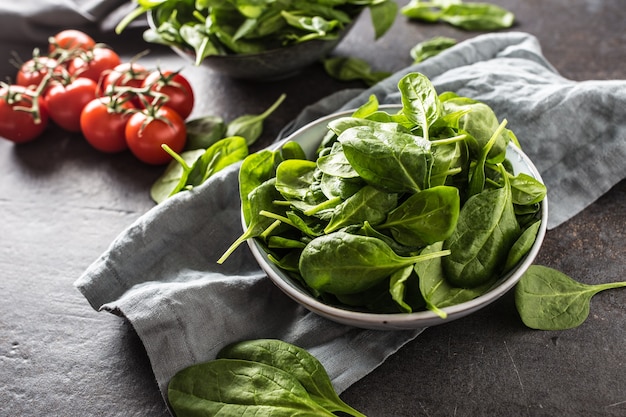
[338,125,433,193]
[323,56,391,86]
[226,93,286,145]
[150,137,248,204]
[186,136,248,187]
[397,72,441,140]
[369,0,399,39]
[415,242,494,318]
[378,186,460,247]
[389,265,416,313]
[184,115,226,150]
[324,185,398,233]
[275,159,318,201]
[299,231,450,295]
[503,219,541,273]
[442,165,521,288]
[217,339,366,417]
[150,148,205,204]
[410,36,457,63]
[440,3,515,31]
[509,172,547,206]
[515,265,626,330]
[401,0,515,31]
[217,178,284,264]
[239,149,277,224]
[168,358,337,416]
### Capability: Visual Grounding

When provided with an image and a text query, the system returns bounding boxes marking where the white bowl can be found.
[247,107,548,330]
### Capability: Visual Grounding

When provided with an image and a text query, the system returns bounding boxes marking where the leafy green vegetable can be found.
[226,93,286,146]
[117,0,397,65]
[299,231,450,295]
[220,71,546,315]
[515,265,626,330]
[168,358,337,416]
[217,339,366,417]
[150,137,248,203]
[401,0,515,31]
[323,56,391,86]
[442,165,521,288]
[410,36,457,63]
[184,115,226,150]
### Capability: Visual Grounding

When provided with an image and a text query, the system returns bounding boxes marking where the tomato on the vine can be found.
[142,70,194,120]
[100,62,148,105]
[68,47,121,83]
[80,96,134,153]
[49,29,96,55]
[125,106,187,165]
[16,56,60,92]
[45,77,98,132]
[0,85,49,143]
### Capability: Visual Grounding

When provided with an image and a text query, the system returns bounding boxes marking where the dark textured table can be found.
[1,1,625,416]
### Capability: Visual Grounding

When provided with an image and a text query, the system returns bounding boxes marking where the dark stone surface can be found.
[1,1,624,416]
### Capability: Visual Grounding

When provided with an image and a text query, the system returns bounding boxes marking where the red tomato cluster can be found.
[1,29,195,165]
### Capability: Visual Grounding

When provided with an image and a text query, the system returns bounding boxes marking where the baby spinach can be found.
[168,339,366,417]
[442,165,521,288]
[118,0,396,65]
[323,56,391,86]
[151,137,248,204]
[415,242,494,318]
[338,125,433,193]
[168,358,337,416]
[410,36,457,63]
[515,265,626,330]
[398,72,441,141]
[220,71,546,316]
[299,231,450,295]
[226,93,286,146]
[378,185,460,247]
[217,339,366,417]
[402,0,515,31]
[324,185,398,233]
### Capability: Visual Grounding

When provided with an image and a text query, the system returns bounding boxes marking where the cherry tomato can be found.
[68,47,121,83]
[0,85,49,143]
[49,29,96,54]
[80,96,134,153]
[16,56,60,92]
[45,77,98,132]
[100,62,148,105]
[142,70,194,120]
[125,106,187,165]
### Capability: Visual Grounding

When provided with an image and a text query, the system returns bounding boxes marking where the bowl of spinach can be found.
[219,72,548,330]
[117,0,397,81]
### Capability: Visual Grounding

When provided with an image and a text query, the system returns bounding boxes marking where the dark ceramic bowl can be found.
[148,12,356,81]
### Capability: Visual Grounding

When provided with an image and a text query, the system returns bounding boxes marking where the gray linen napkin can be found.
[75,31,626,409]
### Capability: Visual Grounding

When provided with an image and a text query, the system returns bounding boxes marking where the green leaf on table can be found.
[184,115,226,150]
[226,93,286,146]
[323,56,391,86]
[168,358,337,417]
[217,339,367,417]
[515,265,626,330]
[410,36,457,63]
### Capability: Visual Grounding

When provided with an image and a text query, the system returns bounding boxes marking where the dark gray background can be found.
[1,1,624,416]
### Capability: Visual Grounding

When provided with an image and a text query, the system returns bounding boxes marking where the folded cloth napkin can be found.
[75,31,626,411]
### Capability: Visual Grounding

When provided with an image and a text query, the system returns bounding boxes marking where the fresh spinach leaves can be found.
[402,0,515,31]
[117,0,397,65]
[515,265,626,330]
[220,72,546,316]
[168,339,366,417]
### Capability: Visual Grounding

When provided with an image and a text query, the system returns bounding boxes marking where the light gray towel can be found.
[75,32,626,411]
